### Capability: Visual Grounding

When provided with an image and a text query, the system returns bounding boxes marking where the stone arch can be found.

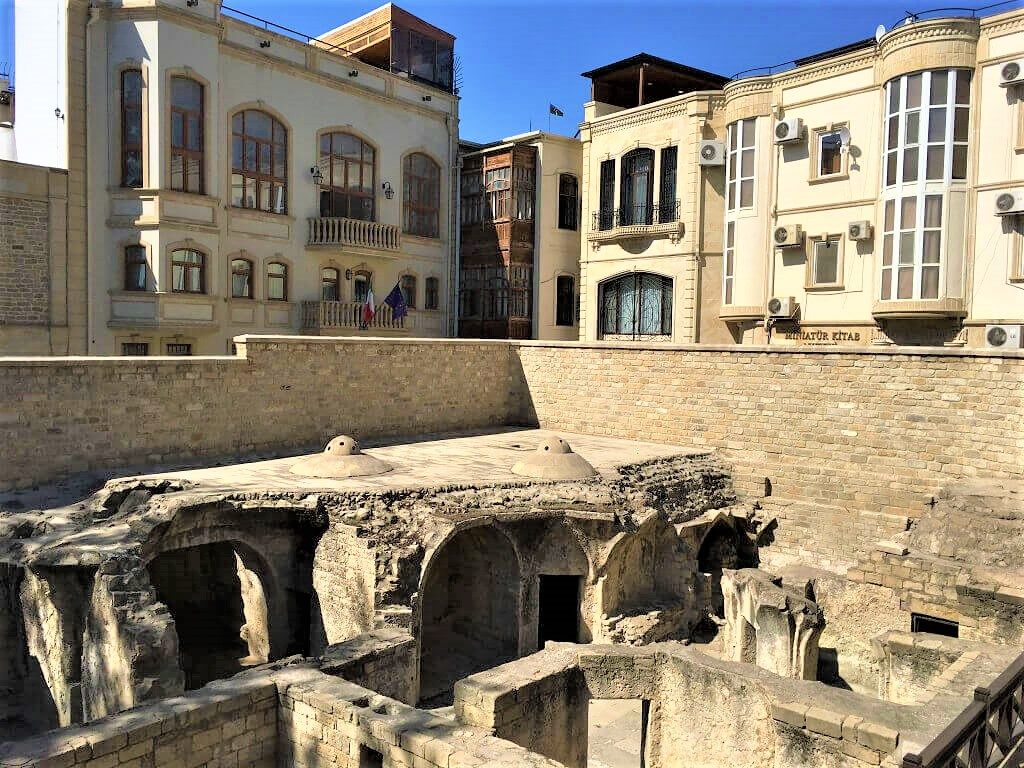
[601,516,688,618]
[520,518,593,650]
[698,519,754,618]
[417,523,521,704]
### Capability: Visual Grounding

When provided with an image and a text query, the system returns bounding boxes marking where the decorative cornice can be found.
[589,93,717,136]
[878,17,979,59]
[979,8,1024,37]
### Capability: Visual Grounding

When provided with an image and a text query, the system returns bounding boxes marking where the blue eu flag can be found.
[383,282,408,320]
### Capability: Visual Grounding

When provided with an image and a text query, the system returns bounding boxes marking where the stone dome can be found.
[510,436,598,480]
[289,435,393,478]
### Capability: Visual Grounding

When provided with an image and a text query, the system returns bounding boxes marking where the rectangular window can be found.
[556,275,575,326]
[558,174,578,230]
[169,77,203,194]
[598,160,615,230]
[810,237,841,287]
[461,166,482,225]
[1013,218,1024,282]
[124,245,147,291]
[513,165,535,221]
[817,131,843,177]
[723,221,735,305]
[659,146,678,222]
[166,343,192,356]
[121,342,149,356]
[425,277,440,310]
[726,119,755,211]
[484,166,510,221]
[121,70,143,188]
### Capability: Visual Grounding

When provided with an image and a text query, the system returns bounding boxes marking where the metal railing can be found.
[307,217,401,251]
[593,200,680,231]
[902,651,1024,768]
[301,300,405,331]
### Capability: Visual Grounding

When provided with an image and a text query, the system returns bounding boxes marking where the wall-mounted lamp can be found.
[348,70,359,78]
[421,95,432,102]
[382,181,395,200]
[186,0,199,6]
[344,268,353,280]
[54,108,64,120]
[310,166,324,184]
[259,40,271,48]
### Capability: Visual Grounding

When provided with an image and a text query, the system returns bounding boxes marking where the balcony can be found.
[300,300,406,333]
[307,217,401,253]
[588,201,684,246]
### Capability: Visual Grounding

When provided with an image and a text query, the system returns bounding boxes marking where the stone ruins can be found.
[0,338,1023,768]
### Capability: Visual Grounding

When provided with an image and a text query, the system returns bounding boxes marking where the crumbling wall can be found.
[319,629,417,704]
[18,566,93,728]
[311,524,376,647]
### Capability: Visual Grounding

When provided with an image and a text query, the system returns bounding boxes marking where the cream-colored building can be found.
[457,131,581,341]
[577,55,730,344]
[52,0,458,356]
[577,9,1024,349]
[717,8,1024,348]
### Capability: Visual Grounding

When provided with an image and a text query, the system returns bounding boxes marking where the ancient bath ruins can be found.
[1,338,1023,768]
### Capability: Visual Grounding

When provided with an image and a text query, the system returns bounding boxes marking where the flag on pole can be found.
[383,282,408,321]
[362,288,375,325]
[549,104,564,117]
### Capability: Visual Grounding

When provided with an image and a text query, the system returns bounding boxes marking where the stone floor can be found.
[130,428,701,493]
[588,699,644,768]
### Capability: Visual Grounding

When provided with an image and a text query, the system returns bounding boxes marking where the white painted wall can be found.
[12,0,67,167]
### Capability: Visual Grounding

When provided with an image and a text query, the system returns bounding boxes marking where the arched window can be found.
[231,258,252,299]
[170,76,203,193]
[620,148,654,225]
[425,276,439,310]
[318,132,375,221]
[352,271,371,303]
[400,274,417,309]
[171,248,205,294]
[321,268,340,301]
[403,153,440,237]
[599,273,672,338]
[124,245,147,291]
[231,110,287,214]
[267,262,288,301]
[121,69,143,188]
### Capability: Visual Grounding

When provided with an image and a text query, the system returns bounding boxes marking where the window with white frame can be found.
[817,131,843,178]
[809,236,842,287]
[723,221,735,304]
[726,119,755,211]
[880,69,970,302]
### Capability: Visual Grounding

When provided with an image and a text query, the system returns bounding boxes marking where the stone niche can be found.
[721,568,824,680]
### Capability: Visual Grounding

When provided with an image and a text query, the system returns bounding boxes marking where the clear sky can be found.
[1,0,1020,141]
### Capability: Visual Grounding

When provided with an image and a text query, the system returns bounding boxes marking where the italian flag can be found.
[362,288,375,325]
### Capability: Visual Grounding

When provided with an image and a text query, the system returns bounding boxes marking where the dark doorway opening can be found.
[359,745,384,768]
[538,575,581,646]
[911,613,959,638]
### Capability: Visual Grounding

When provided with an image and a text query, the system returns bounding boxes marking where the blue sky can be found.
[1,0,1019,141]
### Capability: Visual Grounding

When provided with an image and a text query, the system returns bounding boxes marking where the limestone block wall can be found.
[758,500,910,575]
[319,629,417,705]
[0,673,278,768]
[514,343,1024,516]
[0,337,519,491]
[0,190,49,325]
[312,525,377,649]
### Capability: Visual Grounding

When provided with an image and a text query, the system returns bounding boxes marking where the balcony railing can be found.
[593,201,681,232]
[307,217,401,252]
[301,300,405,331]
[902,651,1024,768]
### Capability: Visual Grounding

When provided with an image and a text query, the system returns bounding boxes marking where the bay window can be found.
[880,69,970,302]
[170,76,203,193]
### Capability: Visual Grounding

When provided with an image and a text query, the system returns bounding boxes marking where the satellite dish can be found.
[875,24,886,43]
[837,126,852,153]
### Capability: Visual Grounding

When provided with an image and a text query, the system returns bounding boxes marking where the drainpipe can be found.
[763,104,782,343]
[447,111,460,337]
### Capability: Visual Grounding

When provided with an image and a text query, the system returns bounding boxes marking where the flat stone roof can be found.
[132,428,702,494]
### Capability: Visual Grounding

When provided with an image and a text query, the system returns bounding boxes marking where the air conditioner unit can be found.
[767,296,799,319]
[773,224,803,248]
[985,324,1023,349]
[698,140,725,166]
[848,220,873,241]
[1000,60,1024,87]
[774,117,804,144]
[995,190,1024,216]
[0,91,10,106]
